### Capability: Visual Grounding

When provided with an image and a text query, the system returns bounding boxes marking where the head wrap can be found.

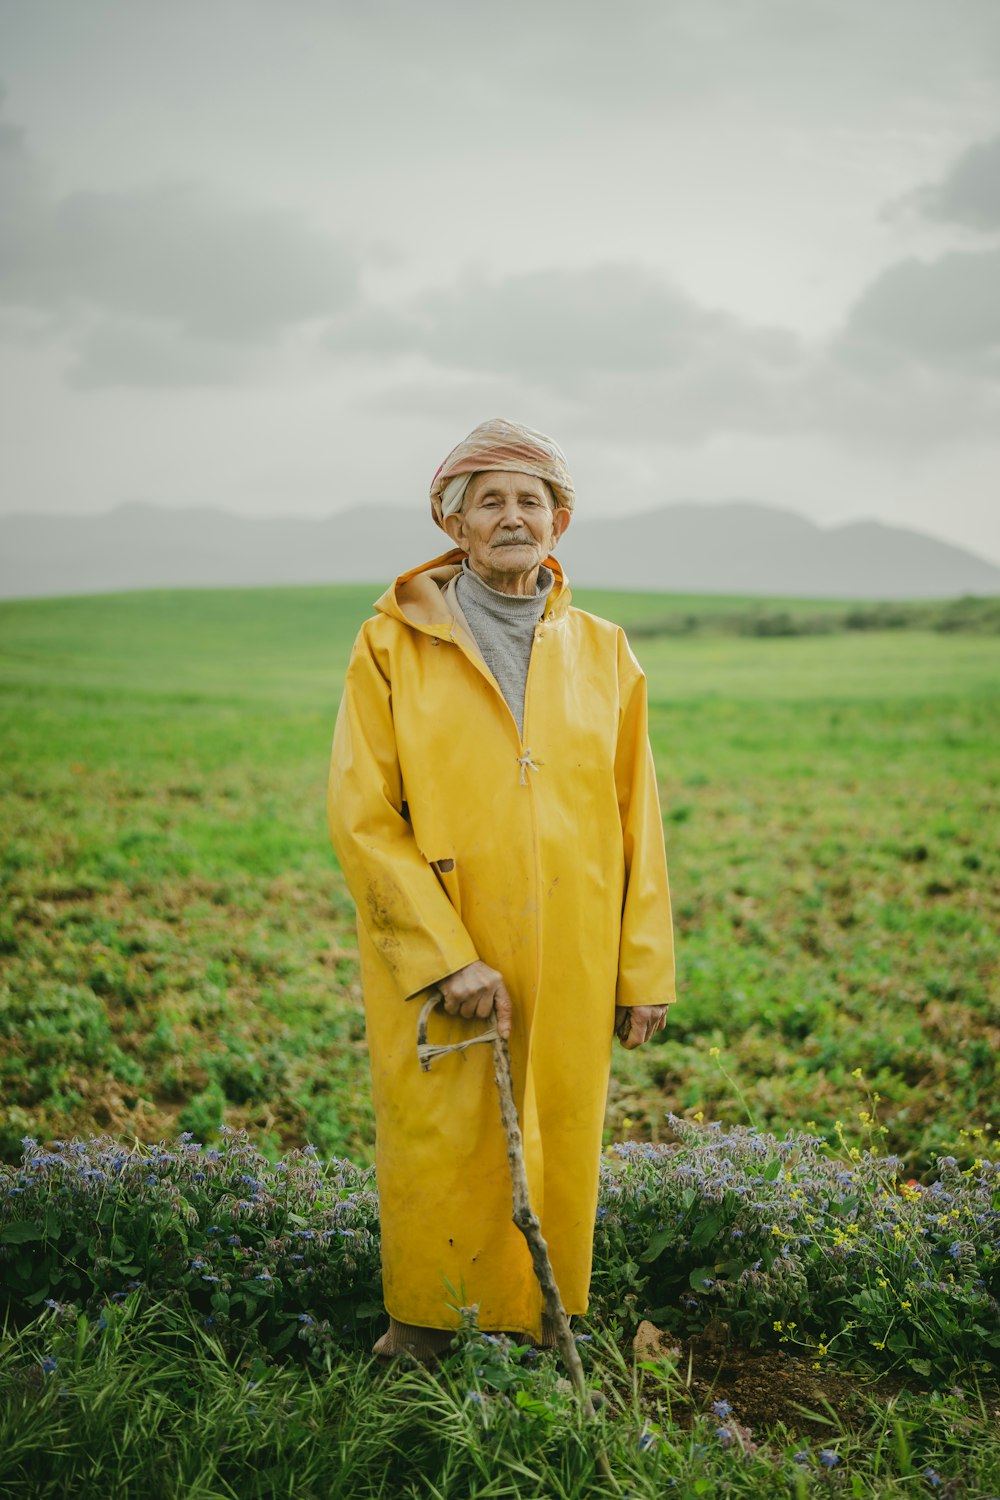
[429,417,575,530]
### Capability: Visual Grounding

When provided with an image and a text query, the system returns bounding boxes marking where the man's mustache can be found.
[493,534,534,546]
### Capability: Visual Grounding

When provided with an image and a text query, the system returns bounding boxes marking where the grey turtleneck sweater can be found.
[455,562,554,737]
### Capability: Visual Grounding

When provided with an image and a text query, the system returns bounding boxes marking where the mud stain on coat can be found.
[365,877,402,968]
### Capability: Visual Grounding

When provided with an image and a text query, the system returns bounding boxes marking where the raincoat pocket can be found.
[430,855,462,920]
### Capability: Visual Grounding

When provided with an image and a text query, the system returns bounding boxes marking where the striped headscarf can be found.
[429,417,575,530]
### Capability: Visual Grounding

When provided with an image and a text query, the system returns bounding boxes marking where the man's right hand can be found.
[437,961,512,1040]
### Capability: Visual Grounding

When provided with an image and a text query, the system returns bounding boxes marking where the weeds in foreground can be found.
[1,1296,998,1498]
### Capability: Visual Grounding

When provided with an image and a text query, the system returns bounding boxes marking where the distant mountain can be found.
[1,499,998,600]
[563,503,1000,597]
[0,502,439,600]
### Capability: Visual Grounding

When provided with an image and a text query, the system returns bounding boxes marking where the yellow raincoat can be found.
[327,549,674,1337]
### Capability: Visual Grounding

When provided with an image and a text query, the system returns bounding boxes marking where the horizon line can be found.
[2,498,999,568]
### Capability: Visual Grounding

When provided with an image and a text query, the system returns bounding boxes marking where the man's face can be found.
[444,470,570,591]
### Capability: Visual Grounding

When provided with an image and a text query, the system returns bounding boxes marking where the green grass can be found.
[1,583,998,1495]
[2,1297,998,1498]
[0,584,997,1170]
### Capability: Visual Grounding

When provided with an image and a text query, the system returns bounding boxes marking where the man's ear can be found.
[443,513,468,550]
[550,507,571,546]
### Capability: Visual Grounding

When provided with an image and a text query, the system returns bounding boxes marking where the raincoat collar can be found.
[375,548,572,635]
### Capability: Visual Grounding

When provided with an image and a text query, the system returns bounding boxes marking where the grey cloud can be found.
[284,0,1000,118]
[0,96,360,380]
[333,306,427,358]
[913,134,1000,231]
[66,317,249,389]
[531,353,999,450]
[842,248,1000,371]
[7,0,995,186]
[3,176,358,341]
[334,264,812,442]
[0,102,47,263]
[346,254,1000,448]
[329,265,804,393]
[568,325,1000,449]
[34,184,357,341]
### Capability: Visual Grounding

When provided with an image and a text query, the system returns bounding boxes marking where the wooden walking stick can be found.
[417,991,616,1485]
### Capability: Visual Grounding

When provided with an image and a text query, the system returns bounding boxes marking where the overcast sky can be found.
[1,0,999,561]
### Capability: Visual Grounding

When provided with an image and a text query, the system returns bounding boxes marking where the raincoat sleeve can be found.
[613,637,677,1010]
[327,623,480,1000]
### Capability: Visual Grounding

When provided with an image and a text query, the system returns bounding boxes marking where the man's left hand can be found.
[614,1005,668,1048]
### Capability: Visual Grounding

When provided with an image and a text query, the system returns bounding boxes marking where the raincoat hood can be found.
[374,549,572,636]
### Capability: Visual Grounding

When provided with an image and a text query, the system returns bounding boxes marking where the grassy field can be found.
[2,582,998,1496]
[0,583,997,1173]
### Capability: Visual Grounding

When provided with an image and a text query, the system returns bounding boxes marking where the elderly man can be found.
[328,417,675,1359]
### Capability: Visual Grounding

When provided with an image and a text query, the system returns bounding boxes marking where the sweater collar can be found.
[458,559,554,614]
